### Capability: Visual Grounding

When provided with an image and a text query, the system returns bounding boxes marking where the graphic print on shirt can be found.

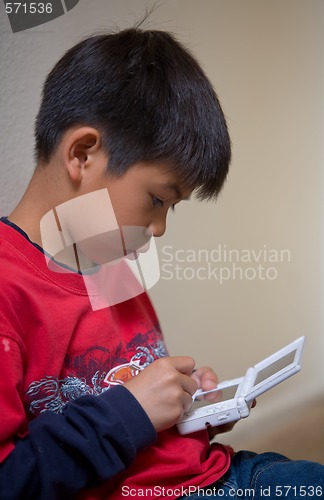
[26,338,168,416]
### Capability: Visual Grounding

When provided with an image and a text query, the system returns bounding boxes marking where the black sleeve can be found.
[0,385,157,500]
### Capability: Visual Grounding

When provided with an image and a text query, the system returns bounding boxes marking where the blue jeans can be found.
[181,451,324,499]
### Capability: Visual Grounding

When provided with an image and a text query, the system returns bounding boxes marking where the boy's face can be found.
[40,130,194,268]
[93,159,192,238]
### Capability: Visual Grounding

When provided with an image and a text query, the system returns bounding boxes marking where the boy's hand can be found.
[191,367,257,438]
[124,356,198,433]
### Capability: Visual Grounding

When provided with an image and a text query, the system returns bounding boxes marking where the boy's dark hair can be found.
[35,28,231,199]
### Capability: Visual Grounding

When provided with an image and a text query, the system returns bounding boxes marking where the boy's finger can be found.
[181,373,199,397]
[170,356,196,375]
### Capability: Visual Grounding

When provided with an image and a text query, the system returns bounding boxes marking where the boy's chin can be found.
[77,243,149,268]
[42,227,153,272]
[124,241,151,261]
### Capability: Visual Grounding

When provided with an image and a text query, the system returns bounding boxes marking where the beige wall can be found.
[1,0,323,447]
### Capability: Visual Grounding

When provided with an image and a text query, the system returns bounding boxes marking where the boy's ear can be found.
[61,127,102,184]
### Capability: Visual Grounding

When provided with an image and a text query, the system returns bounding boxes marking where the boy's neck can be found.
[9,164,67,248]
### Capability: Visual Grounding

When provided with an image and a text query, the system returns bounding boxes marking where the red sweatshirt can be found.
[0,218,231,499]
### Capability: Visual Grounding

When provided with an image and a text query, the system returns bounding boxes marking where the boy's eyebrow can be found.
[160,183,191,200]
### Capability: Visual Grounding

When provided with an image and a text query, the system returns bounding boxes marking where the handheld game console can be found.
[177,336,305,435]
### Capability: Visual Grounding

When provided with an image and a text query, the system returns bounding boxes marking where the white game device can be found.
[177,336,305,435]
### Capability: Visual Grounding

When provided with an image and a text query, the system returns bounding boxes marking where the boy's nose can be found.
[149,220,166,238]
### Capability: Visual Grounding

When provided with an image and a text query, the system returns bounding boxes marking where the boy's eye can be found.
[152,196,164,208]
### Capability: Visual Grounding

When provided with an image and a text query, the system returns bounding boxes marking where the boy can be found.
[0,27,323,500]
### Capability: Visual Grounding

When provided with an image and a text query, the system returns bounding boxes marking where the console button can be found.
[218,413,230,421]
